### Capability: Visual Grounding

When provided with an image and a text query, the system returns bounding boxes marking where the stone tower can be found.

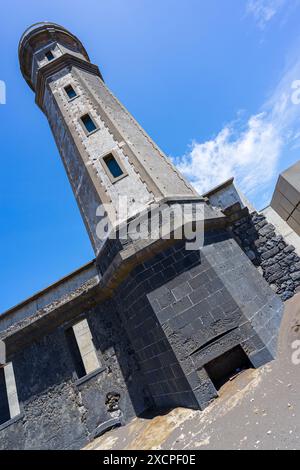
[0,22,284,449]
[19,22,199,255]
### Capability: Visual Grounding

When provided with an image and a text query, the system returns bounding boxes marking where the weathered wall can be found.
[262,206,300,256]
[11,23,290,450]
[0,300,149,450]
[45,65,156,219]
[113,230,282,411]
[42,63,199,254]
[203,178,255,213]
[231,211,300,302]
[0,222,284,449]
[203,179,300,302]
[78,69,197,199]
[0,262,98,334]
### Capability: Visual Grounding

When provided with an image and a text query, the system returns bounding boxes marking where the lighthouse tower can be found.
[19,22,200,255]
[13,23,283,442]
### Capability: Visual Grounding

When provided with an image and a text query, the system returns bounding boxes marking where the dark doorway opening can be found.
[205,345,253,391]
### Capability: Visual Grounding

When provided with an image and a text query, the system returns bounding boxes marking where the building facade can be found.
[260,161,300,254]
[203,179,300,302]
[0,23,287,449]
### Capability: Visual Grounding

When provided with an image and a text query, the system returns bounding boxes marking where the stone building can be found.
[262,161,300,252]
[0,22,295,450]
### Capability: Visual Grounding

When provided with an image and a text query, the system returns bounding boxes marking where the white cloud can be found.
[175,114,282,200]
[173,58,300,208]
[246,0,286,29]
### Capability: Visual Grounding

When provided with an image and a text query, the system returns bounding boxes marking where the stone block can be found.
[171,282,192,301]
[261,247,280,260]
[249,347,274,367]
[291,271,300,282]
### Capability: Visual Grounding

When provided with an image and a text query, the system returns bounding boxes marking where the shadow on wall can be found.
[111,229,268,412]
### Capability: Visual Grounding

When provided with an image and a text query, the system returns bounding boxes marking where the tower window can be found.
[64,85,77,100]
[45,50,54,61]
[103,153,124,179]
[81,114,97,134]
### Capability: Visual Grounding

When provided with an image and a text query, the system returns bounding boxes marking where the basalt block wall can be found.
[8,22,291,450]
[230,210,300,301]
[204,181,300,301]
[0,299,150,450]
[111,229,282,411]
[0,227,284,449]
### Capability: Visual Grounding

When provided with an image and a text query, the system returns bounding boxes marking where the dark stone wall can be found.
[231,211,300,301]
[0,223,284,449]
[0,300,149,450]
[114,248,203,411]
[0,369,10,426]
[113,229,282,411]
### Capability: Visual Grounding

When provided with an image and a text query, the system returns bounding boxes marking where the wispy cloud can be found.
[173,58,300,209]
[246,0,286,29]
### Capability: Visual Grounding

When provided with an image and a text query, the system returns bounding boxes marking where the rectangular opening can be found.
[0,363,20,426]
[103,153,124,179]
[81,113,97,134]
[66,328,86,379]
[0,368,10,426]
[66,319,101,379]
[64,84,77,100]
[205,345,253,391]
[45,50,54,62]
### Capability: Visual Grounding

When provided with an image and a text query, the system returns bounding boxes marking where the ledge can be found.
[91,417,122,440]
[0,259,96,320]
[67,94,80,103]
[35,54,104,109]
[1,201,232,359]
[85,127,100,138]
[19,23,91,90]
[202,177,235,198]
[75,366,106,387]
[0,413,24,432]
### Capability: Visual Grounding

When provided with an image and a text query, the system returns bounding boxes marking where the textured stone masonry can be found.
[231,210,300,301]
[1,21,286,450]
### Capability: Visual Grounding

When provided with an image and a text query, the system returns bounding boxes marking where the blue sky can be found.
[1,0,300,312]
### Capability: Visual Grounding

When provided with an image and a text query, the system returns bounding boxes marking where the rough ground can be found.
[84,294,300,450]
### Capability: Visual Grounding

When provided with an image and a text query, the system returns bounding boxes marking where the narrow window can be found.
[103,153,123,179]
[81,114,97,134]
[64,84,77,100]
[66,319,100,379]
[0,363,20,426]
[45,50,54,61]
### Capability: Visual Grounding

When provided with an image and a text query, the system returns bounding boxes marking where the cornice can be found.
[35,54,104,110]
